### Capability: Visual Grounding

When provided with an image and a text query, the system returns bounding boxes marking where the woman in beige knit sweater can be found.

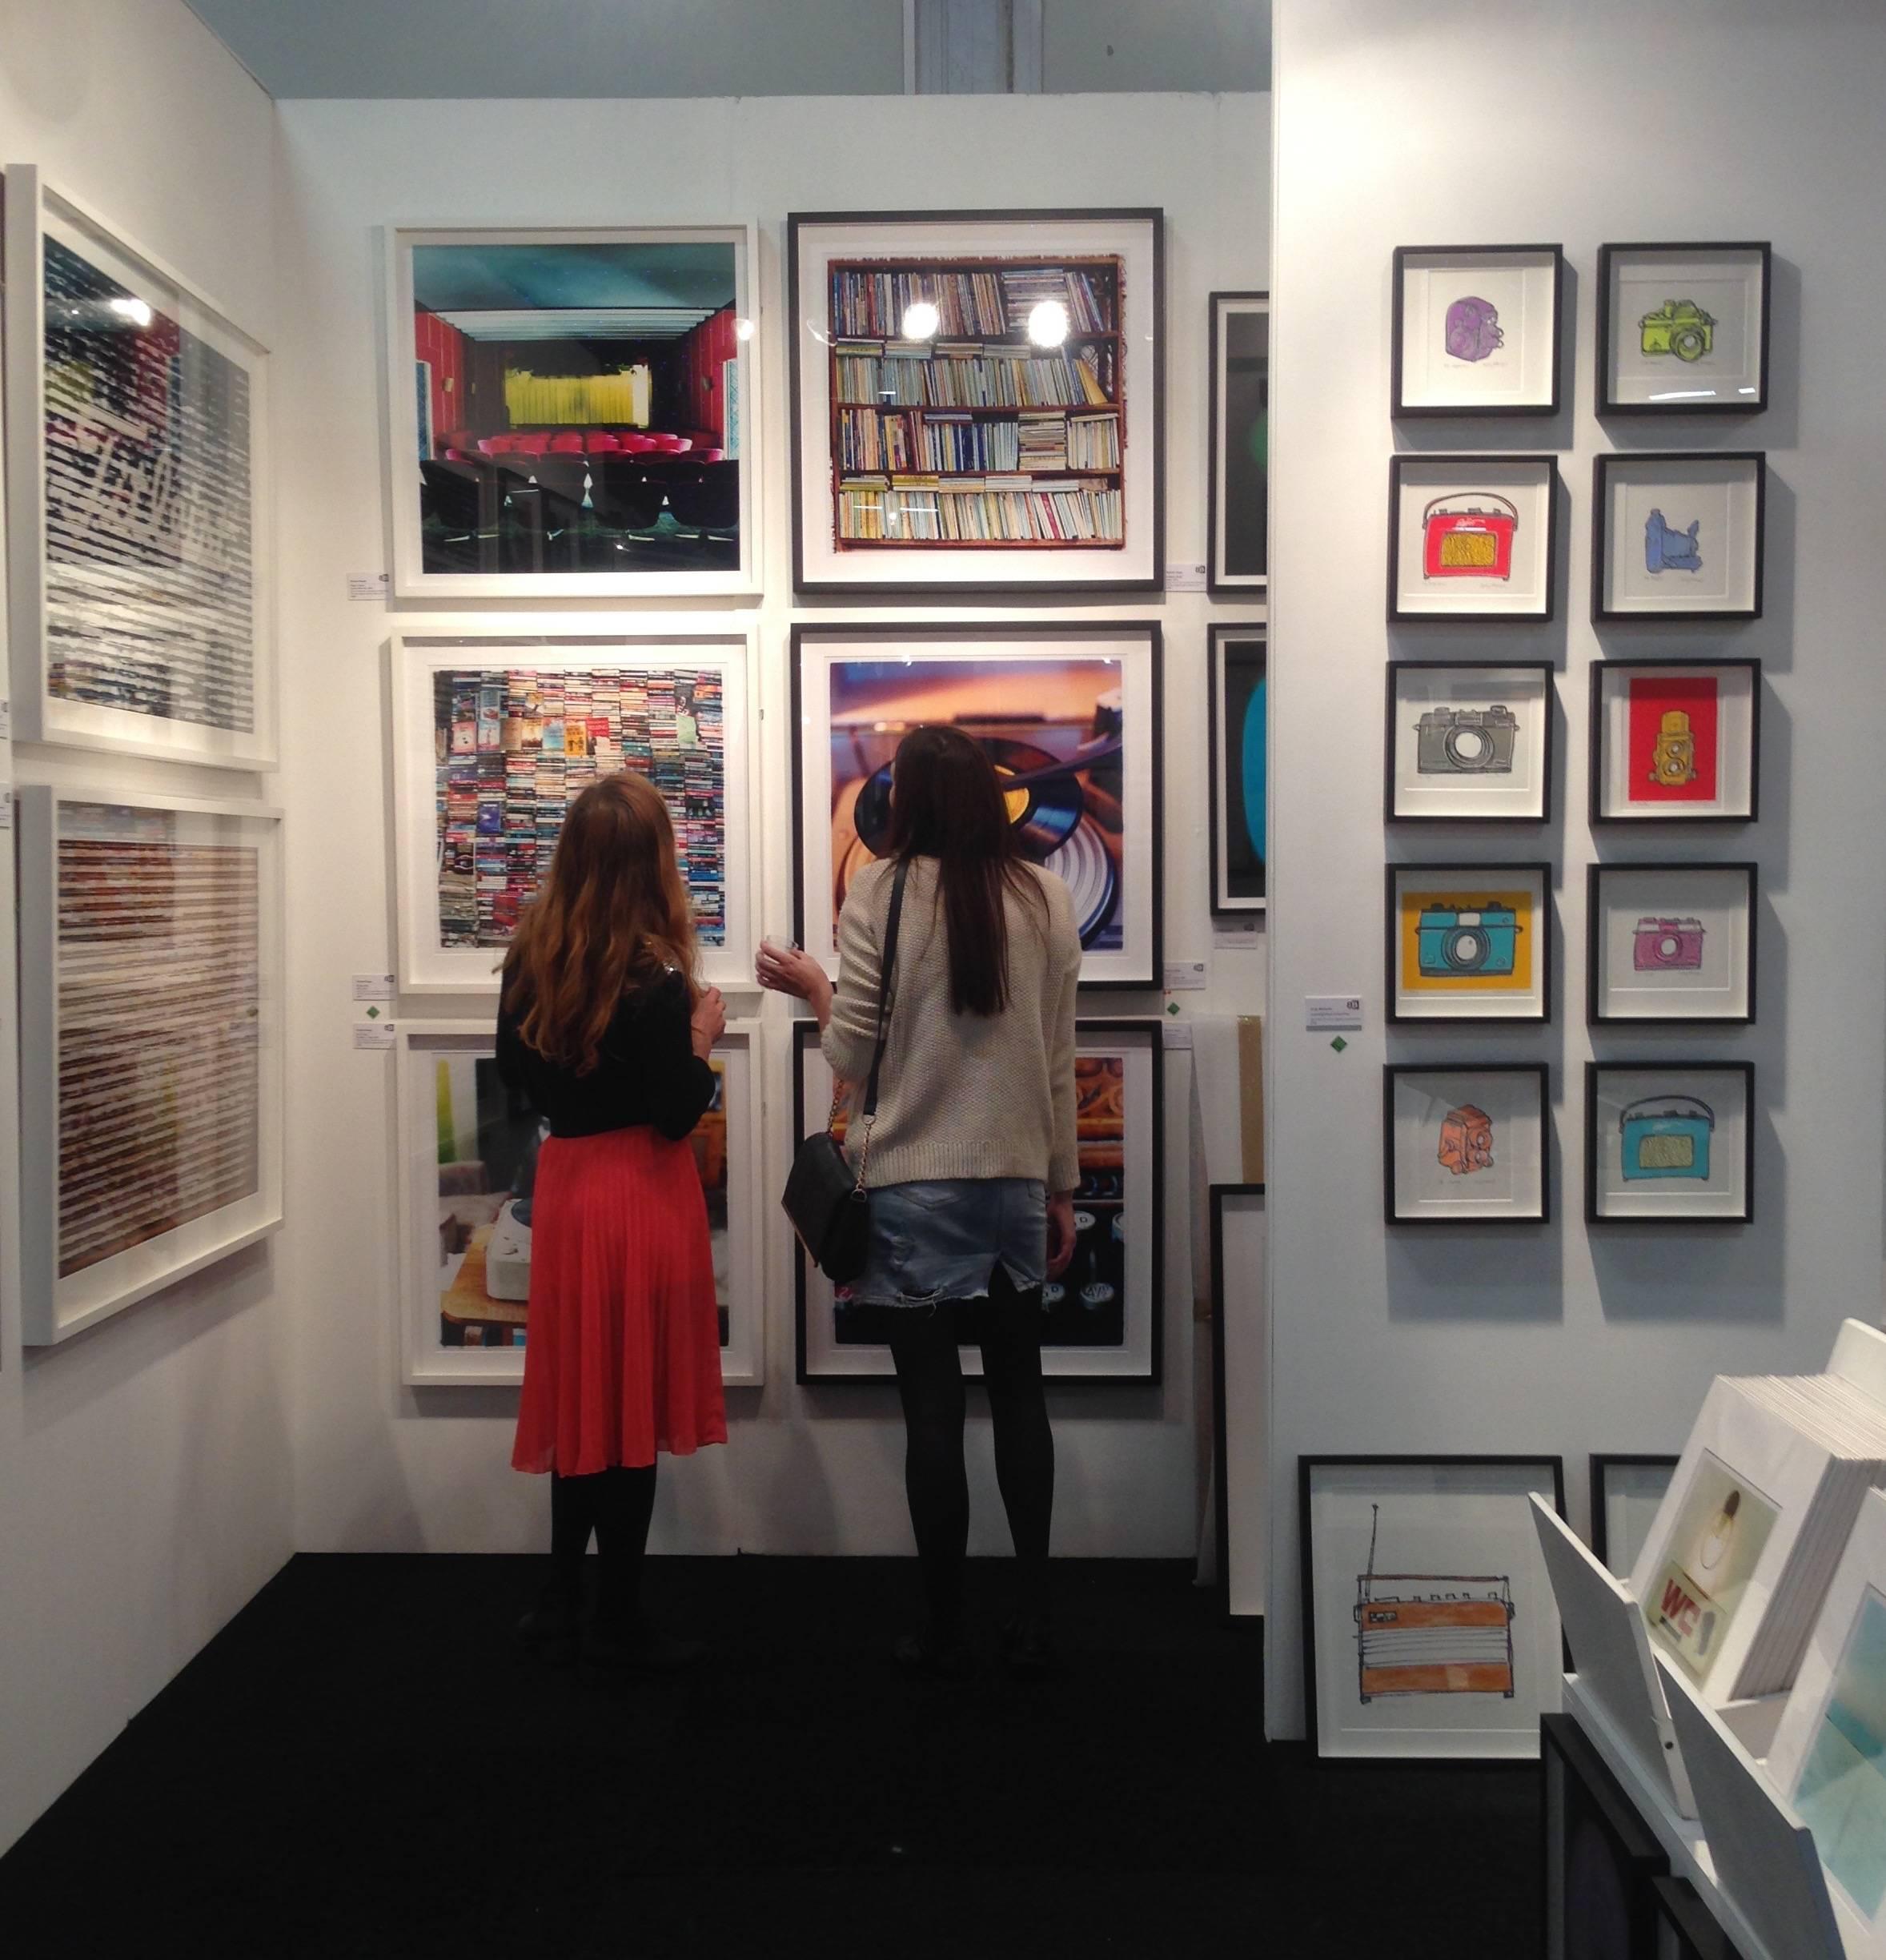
[756,725,1082,1678]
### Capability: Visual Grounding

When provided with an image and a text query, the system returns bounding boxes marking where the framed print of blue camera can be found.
[1585,1063,1755,1225]
[1593,451,1765,623]
[1386,661,1553,823]
[1386,862,1551,1023]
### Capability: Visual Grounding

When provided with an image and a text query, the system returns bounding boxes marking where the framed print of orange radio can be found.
[1388,454,1559,622]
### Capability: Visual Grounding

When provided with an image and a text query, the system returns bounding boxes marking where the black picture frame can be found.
[1390,243,1564,418]
[785,207,1166,598]
[1583,1061,1756,1227]
[1387,453,1560,624]
[1588,1454,1679,1577]
[1384,659,1555,824]
[793,1018,1166,1386]
[1543,1713,1670,1959]
[1382,1063,1551,1226]
[1587,863,1758,1028]
[1651,1875,1749,1960]
[1591,452,1767,625]
[1209,1181,1265,1620]
[789,619,1164,991]
[1207,290,1268,594]
[1298,1452,1567,1764]
[1207,621,1266,917]
[1385,860,1555,1026]
[1595,242,1772,419]
[1588,657,1763,827]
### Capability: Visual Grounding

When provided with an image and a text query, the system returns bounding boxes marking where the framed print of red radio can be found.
[787,209,1165,595]
[1388,455,1559,621]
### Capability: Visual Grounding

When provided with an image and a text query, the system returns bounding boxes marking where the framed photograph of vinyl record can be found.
[1591,660,1760,825]
[1587,864,1756,1026]
[1386,661,1554,822]
[1383,1064,1549,1226]
[1597,243,1770,417]
[1386,862,1552,1023]
[1585,1062,1755,1224]
[1390,243,1563,417]
[1593,452,1765,622]
[1208,623,1266,914]
[1207,291,1268,593]
[792,621,1162,990]
[1388,455,1559,622]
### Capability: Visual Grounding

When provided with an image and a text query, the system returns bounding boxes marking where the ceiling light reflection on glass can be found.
[901,299,940,341]
[1026,299,1069,348]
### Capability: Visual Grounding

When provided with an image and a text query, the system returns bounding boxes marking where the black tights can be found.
[886,1266,1055,1637]
[549,1464,657,1629]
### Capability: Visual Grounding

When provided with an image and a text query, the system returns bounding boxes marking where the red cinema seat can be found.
[585,432,621,453]
[547,432,586,454]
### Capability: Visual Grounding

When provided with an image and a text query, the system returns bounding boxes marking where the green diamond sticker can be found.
[1330,1035,1347,1053]
[366,1005,381,1019]
[1166,999,1180,1015]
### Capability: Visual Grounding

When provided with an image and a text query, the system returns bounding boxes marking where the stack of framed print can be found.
[1592,452,1765,622]
[1587,864,1756,1026]
[794,1020,1163,1384]
[1207,291,1268,593]
[1590,660,1760,825]
[1385,661,1554,823]
[1207,624,1267,915]
[1387,455,1559,622]
[1386,862,1551,1023]
[1596,243,1770,417]
[1543,1712,1670,1958]
[1585,1062,1754,1223]
[1590,1455,1679,1580]
[787,208,1165,595]
[1390,243,1564,417]
[1382,1064,1549,1225]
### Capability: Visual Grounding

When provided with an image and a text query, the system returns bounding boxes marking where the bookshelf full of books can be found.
[825,255,1128,552]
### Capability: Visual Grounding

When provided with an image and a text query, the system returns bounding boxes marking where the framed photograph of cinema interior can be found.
[1385,862,1552,1023]
[2,165,277,768]
[793,1020,1163,1385]
[1382,1064,1549,1226]
[1587,863,1756,1027]
[1385,661,1554,823]
[396,1021,765,1387]
[1593,452,1765,622]
[1390,244,1563,416]
[1597,243,1770,416]
[1591,659,1760,825]
[382,223,761,600]
[1585,1062,1755,1225]
[1387,455,1559,622]
[1207,291,1267,593]
[1589,1455,1679,1580]
[388,629,755,993]
[1299,1454,1568,1761]
[792,622,1161,990]
[787,208,1164,595]
[17,785,285,1345]
[1208,623,1266,914]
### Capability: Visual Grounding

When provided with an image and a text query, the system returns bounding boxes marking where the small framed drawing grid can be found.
[1383,1064,1548,1226]
[1208,623,1266,914]
[1585,1062,1755,1224]
[1593,452,1765,621]
[1587,863,1756,1026]
[1207,291,1268,593]
[1386,862,1553,1023]
[1590,659,1760,825]
[1386,661,1553,823]
[1390,244,1563,417]
[1299,1454,1567,1761]
[1596,243,1771,416]
[1388,455,1559,622]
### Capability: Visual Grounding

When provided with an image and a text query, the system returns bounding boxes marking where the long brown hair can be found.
[500,771,696,1071]
[888,725,1045,1018]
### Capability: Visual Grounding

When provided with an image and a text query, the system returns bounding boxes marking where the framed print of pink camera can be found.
[1591,659,1760,825]
[1386,661,1554,823]
[1388,455,1559,622]
[1391,243,1564,418]
[1587,863,1756,1026]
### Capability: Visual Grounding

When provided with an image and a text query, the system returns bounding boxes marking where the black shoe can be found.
[581,1617,704,1674]
[893,1629,975,1681]
[515,1588,580,1666]
[1000,1613,1056,1681]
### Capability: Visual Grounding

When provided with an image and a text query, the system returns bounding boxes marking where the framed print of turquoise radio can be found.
[1585,1062,1755,1224]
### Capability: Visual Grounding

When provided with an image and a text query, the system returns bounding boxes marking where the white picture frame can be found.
[1585,1062,1754,1224]
[1386,661,1553,823]
[18,785,285,1344]
[383,223,761,601]
[389,628,756,994]
[1598,243,1770,416]
[396,1018,765,1388]
[1386,861,1552,1023]
[1391,244,1563,417]
[1207,290,1268,594]
[1383,1064,1549,1225]
[1387,454,1559,621]
[1590,659,1760,825]
[3,165,276,768]
[1593,452,1765,621]
[1587,863,1756,1026]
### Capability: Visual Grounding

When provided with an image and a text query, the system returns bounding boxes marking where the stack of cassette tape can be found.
[1629,1372,1886,1706]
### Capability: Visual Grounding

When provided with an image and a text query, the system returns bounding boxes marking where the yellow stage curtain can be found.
[504,365,651,427]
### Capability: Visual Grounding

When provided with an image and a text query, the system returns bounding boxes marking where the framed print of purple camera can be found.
[1391,244,1563,417]
[1587,863,1756,1026]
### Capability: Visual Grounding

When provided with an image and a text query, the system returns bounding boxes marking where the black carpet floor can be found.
[0,1556,1541,1958]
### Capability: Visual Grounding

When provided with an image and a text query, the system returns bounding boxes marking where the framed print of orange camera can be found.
[1388,455,1558,622]
[1386,862,1551,1023]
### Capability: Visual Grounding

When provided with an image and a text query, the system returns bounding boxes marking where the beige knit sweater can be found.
[822,855,1082,1192]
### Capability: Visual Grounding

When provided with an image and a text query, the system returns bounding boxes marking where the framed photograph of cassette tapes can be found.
[1386,862,1552,1023]
[1387,455,1559,622]
[1386,661,1553,822]
[1596,243,1770,417]
[1587,864,1756,1026]
[1390,243,1563,417]
[1593,452,1765,622]
[1383,1064,1549,1226]
[1585,1062,1755,1224]
[1591,659,1760,825]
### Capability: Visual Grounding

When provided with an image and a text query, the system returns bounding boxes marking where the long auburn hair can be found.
[888,725,1046,1018]
[500,770,696,1072]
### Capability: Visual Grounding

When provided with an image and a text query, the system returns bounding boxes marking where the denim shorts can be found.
[841,1177,1046,1308]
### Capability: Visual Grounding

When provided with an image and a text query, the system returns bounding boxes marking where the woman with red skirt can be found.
[498,770,728,1670]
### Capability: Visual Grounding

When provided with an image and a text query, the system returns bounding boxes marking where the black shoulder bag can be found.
[780,859,909,1283]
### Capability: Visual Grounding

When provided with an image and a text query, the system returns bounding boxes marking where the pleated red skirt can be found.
[511,1127,727,1476]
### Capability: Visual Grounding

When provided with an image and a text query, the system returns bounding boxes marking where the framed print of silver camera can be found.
[1387,454,1559,622]
[1592,452,1765,622]
[1383,1064,1550,1226]
[1587,863,1756,1026]
[1585,1062,1754,1225]
[1390,243,1563,418]
[1386,661,1553,822]
[1386,862,1552,1024]
[1590,658,1760,825]
[1596,242,1770,417]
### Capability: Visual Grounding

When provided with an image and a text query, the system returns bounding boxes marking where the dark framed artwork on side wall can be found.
[1208,623,1266,915]
[1390,243,1563,416]
[1207,290,1268,593]
[1597,242,1771,417]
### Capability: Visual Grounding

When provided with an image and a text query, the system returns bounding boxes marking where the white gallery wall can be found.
[0,0,292,1856]
[272,91,1270,1557]
[1266,0,1886,1737]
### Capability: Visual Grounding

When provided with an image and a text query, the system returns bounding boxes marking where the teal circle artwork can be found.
[1241,673,1266,869]
[1244,412,1268,472]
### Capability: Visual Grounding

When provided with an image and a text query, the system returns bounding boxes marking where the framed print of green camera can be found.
[1386,661,1553,822]
[1386,862,1551,1023]
[1596,242,1770,417]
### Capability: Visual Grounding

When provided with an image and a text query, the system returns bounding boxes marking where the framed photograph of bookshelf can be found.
[1587,863,1756,1027]
[18,785,285,1345]
[1597,243,1770,416]
[1585,1062,1755,1224]
[1591,659,1760,824]
[792,622,1162,989]
[1390,244,1563,417]
[1593,452,1765,622]
[787,208,1165,595]
[388,629,756,994]
[1386,661,1554,823]
[383,223,761,600]
[1208,623,1267,915]
[396,1020,765,1388]
[3,166,275,768]
[1590,1455,1679,1580]
[794,1019,1163,1384]
[1386,862,1552,1024]
[1388,454,1559,622]
[1208,291,1268,593]
[1383,1064,1549,1226]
